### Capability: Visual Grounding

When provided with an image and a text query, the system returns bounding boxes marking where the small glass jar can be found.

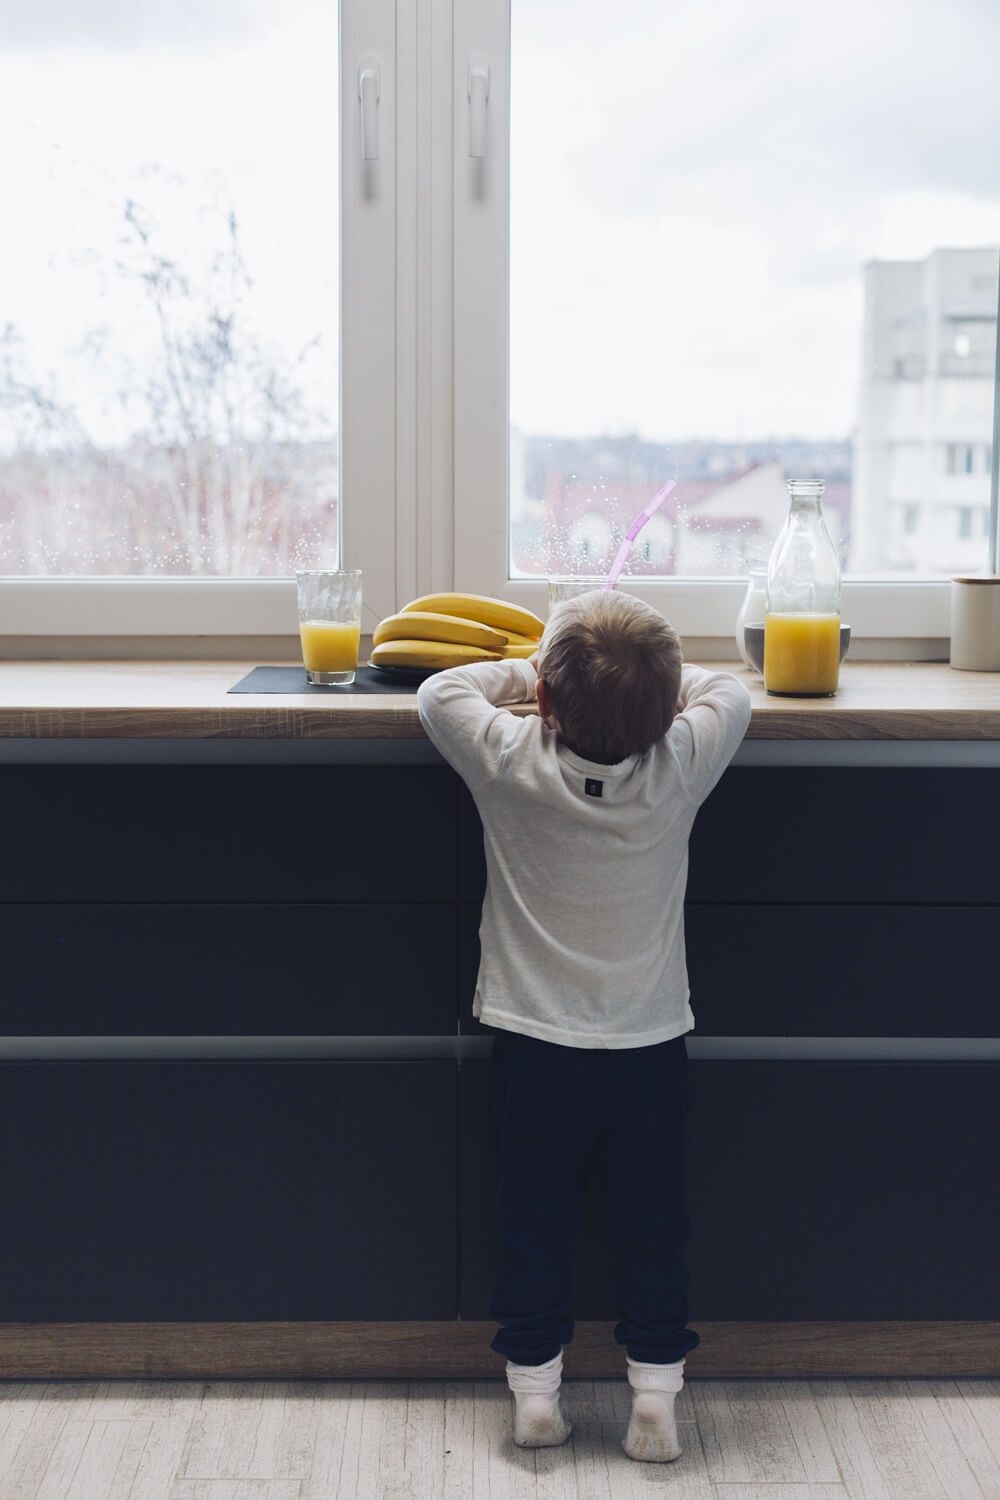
[764,479,842,697]
[735,562,768,673]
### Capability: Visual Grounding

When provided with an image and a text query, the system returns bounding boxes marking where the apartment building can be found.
[853,247,998,574]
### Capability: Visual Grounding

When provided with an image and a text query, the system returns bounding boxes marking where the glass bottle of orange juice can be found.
[764,478,842,696]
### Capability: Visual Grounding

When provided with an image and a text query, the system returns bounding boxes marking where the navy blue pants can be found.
[487,1025,701,1367]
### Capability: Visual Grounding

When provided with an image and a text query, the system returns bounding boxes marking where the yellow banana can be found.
[502,642,539,659]
[373,611,506,652]
[503,629,543,647]
[401,592,545,641]
[370,639,503,670]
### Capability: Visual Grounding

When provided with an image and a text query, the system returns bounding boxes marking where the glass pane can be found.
[0,0,337,576]
[509,0,1000,579]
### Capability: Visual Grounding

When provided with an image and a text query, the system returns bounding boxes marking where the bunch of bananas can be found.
[370,592,545,671]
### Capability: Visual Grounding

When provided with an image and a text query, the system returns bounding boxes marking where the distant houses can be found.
[510,430,852,577]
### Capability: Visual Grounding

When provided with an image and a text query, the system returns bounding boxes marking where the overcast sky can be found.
[0,0,998,448]
[510,0,1000,441]
[0,0,337,446]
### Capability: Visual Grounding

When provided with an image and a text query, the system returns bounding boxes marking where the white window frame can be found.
[451,0,998,645]
[0,0,400,641]
[2,0,996,649]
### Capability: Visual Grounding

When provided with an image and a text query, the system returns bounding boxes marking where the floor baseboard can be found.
[2,1322,998,1380]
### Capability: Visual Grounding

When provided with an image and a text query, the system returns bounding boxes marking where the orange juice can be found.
[763,612,840,695]
[299,620,361,674]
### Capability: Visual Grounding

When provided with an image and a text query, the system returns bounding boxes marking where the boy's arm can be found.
[669,663,752,805]
[416,658,538,792]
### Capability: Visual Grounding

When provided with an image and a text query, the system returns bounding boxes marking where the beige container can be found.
[950,576,1000,671]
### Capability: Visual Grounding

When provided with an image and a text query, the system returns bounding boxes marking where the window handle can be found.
[359,55,380,162]
[468,54,490,158]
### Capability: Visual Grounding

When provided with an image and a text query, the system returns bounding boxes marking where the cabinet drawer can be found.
[684,905,1000,1037]
[685,1061,1000,1318]
[0,1061,456,1320]
[459,1058,1000,1320]
[689,769,1000,904]
[459,903,999,1038]
[0,766,457,902]
[459,770,1000,905]
[0,905,457,1037]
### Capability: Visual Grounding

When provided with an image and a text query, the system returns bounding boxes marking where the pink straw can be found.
[603,480,678,588]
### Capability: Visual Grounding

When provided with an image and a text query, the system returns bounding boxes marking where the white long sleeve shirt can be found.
[416,659,752,1049]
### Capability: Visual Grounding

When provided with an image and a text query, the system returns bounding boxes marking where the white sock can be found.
[505,1350,573,1448]
[623,1356,684,1463]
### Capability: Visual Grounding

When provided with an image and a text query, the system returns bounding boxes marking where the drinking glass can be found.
[296,569,363,686]
[547,576,613,612]
[735,562,769,673]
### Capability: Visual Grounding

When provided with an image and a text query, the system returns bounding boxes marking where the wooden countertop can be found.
[0,658,997,740]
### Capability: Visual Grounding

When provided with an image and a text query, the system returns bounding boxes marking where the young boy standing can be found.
[416,590,751,1463]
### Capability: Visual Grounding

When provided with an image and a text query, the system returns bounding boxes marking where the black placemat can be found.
[228,665,421,695]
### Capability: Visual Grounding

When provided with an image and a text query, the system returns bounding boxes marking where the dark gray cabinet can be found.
[684,1061,1000,1320]
[460,903,1000,1037]
[687,768,1000,904]
[2,758,997,1327]
[459,1058,1000,1322]
[0,1060,456,1320]
[456,762,1000,1328]
[459,769,1000,903]
[0,904,458,1036]
[0,765,458,902]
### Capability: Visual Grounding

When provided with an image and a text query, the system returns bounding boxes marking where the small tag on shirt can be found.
[584,778,603,798]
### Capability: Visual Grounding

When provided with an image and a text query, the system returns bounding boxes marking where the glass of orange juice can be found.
[296,570,363,686]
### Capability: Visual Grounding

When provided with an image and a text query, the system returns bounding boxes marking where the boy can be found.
[416,590,751,1463]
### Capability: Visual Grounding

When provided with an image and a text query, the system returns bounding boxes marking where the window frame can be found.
[451,0,997,645]
[0,0,400,641]
[2,0,996,648]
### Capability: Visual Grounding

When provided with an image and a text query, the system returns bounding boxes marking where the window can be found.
[944,321,996,374]
[958,507,976,541]
[0,0,339,578]
[455,0,1000,641]
[6,1,1000,644]
[506,1,999,583]
[947,444,983,476]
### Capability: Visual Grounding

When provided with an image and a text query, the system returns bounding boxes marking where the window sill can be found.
[0,576,960,645]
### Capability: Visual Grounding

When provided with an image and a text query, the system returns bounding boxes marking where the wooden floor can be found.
[1,1378,999,1499]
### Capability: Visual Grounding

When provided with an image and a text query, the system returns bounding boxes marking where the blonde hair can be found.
[537,590,683,764]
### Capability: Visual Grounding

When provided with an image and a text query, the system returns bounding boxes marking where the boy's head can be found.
[535,590,683,764]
